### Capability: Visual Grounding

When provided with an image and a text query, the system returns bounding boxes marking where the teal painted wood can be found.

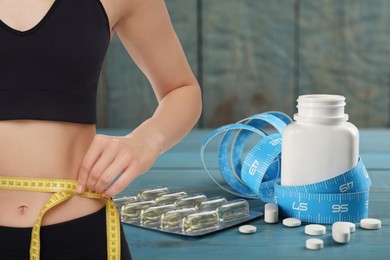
[298,0,390,128]
[97,63,109,128]
[122,173,389,260]
[96,0,198,129]
[98,128,390,259]
[202,0,296,128]
[98,128,390,170]
[165,0,199,77]
[104,34,157,128]
[99,127,390,158]
[97,0,390,128]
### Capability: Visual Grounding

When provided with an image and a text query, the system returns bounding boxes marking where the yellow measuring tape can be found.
[0,176,120,260]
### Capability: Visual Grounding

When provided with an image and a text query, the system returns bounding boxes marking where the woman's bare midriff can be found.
[0,120,105,227]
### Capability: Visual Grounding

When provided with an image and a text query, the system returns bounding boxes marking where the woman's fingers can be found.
[93,154,131,194]
[86,149,116,192]
[102,165,138,198]
[77,134,158,196]
[77,135,108,193]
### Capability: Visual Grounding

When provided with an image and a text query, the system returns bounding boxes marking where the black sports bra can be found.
[0,0,110,124]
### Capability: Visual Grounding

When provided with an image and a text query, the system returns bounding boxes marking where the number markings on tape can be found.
[0,176,120,260]
[201,111,372,224]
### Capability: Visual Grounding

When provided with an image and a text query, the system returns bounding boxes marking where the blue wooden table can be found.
[100,129,390,260]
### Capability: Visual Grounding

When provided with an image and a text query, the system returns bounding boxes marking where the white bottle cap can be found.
[294,94,348,123]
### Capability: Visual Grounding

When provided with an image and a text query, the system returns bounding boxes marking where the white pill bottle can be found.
[281,94,359,186]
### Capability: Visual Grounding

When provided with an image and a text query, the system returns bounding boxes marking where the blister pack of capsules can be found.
[113,187,263,236]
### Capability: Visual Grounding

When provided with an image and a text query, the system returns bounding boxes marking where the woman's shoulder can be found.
[100,0,164,31]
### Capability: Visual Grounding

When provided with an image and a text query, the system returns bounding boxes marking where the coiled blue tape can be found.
[200,111,371,224]
[200,112,291,199]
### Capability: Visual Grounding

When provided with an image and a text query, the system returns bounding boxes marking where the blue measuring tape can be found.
[200,111,371,224]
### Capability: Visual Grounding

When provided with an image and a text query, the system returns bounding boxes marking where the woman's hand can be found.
[75,0,202,198]
[76,133,160,198]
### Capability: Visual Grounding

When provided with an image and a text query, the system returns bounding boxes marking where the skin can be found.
[0,0,202,227]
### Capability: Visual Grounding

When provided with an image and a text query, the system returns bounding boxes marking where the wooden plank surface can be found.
[96,0,390,128]
[98,128,390,259]
[96,0,198,129]
[297,0,390,128]
[202,0,296,128]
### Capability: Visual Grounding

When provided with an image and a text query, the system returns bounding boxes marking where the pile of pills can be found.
[239,202,382,250]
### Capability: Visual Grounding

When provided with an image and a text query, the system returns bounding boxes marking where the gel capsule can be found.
[140,204,176,225]
[196,197,227,212]
[160,208,197,230]
[112,195,138,210]
[217,199,250,222]
[155,192,188,205]
[174,194,207,208]
[137,187,170,201]
[182,211,219,233]
[121,200,156,222]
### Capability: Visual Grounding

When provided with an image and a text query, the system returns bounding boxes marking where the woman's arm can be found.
[77,0,202,197]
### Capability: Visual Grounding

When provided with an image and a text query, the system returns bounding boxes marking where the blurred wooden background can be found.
[97,0,390,129]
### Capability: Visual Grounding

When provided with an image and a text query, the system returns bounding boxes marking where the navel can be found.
[17,205,29,215]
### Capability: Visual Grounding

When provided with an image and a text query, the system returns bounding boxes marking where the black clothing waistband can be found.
[0,207,132,260]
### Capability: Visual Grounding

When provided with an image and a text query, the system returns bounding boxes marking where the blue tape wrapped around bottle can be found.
[200,112,371,224]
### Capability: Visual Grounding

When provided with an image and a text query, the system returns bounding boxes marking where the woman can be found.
[0,0,202,259]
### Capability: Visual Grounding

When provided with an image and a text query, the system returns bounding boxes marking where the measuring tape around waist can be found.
[200,111,371,224]
[0,176,120,260]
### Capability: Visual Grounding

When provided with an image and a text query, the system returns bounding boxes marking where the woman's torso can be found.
[0,0,123,227]
[0,121,107,227]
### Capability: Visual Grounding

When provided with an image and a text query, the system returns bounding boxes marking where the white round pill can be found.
[338,222,356,233]
[306,238,324,250]
[282,218,301,227]
[332,222,351,243]
[239,225,257,234]
[305,224,326,235]
[360,218,381,230]
[264,203,279,224]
